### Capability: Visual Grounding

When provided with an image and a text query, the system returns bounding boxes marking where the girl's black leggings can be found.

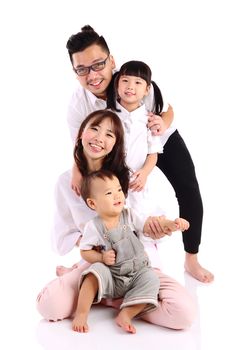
[156,130,203,254]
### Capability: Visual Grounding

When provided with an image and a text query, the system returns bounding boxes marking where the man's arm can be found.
[147,104,174,136]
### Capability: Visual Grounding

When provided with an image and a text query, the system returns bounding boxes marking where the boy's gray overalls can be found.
[80,209,159,316]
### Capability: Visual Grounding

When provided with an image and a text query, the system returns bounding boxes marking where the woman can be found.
[36,110,196,329]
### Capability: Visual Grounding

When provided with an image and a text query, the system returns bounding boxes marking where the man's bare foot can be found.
[185,253,214,283]
[56,263,79,277]
[115,312,136,334]
[72,313,89,333]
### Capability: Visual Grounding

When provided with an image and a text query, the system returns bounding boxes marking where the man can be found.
[61,24,213,283]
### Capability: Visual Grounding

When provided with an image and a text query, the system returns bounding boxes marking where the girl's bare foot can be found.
[115,311,136,334]
[72,313,89,333]
[56,263,79,277]
[185,253,214,283]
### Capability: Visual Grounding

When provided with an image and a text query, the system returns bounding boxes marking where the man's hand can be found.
[147,113,166,136]
[147,104,174,136]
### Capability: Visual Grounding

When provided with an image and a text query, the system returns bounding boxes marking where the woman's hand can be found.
[143,215,170,239]
[71,164,83,196]
[143,215,190,239]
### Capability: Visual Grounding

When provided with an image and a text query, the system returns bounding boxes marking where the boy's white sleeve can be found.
[79,220,103,250]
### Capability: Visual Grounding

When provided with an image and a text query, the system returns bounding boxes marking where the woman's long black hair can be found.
[74,110,131,196]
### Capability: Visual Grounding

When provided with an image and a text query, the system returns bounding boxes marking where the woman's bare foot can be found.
[185,253,214,283]
[72,313,89,333]
[115,311,136,334]
[56,263,79,277]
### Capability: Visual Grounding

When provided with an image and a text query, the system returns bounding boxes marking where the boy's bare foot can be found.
[72,313,89,333]
[56,263,79,277]
[185,253,214,283]
[115,311,136,334]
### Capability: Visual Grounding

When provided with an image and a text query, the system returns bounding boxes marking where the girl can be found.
[107,60,165,215]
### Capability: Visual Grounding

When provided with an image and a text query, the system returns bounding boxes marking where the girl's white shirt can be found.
[67,82,176,145]
[115,102,163,172]
[52,82,177,266]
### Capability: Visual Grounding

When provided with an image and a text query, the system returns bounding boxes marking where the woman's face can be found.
[81,117,117,164]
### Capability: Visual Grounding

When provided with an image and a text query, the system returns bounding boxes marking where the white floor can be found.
[34,264,232,350]
[4,235,229,350]
[2,183,231,350]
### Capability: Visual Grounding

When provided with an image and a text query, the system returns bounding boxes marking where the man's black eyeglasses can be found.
[73,55,110,76]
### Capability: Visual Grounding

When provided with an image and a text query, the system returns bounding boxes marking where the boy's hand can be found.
[102,249,116,265]
[174,218,190,231]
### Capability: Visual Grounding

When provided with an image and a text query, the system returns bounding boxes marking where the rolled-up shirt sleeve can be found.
[79,220,106,250]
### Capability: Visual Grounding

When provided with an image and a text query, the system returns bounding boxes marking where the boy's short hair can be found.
[80,170,118,207]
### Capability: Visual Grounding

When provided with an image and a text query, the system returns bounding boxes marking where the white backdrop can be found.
[0,0,231,349]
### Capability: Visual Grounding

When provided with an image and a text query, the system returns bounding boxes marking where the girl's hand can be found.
[129,170,147,192]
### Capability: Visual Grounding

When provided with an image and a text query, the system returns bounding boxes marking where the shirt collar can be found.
[86,89,106,108]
